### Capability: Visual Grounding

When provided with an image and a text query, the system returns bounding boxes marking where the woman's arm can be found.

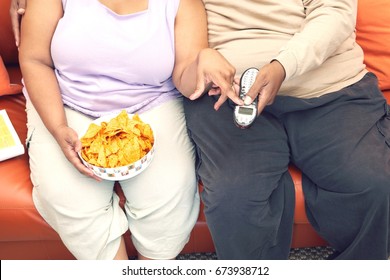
[19,0,98,180]
[19,0,65,136]
[172,0,243,110]
[172,0,207,97]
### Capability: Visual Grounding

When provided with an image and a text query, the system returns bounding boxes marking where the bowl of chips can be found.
[79,110,155,181]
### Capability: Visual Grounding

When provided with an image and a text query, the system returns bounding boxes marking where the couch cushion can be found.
[356,0,390,93]
[0,56,22,96]
[0,94,61,242]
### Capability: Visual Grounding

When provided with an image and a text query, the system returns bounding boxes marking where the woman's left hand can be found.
[190,48,244,110]
[53,124,102,181]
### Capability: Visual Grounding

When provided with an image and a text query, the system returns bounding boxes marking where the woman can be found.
[18,0,208,260]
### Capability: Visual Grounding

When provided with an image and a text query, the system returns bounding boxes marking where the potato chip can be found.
[80,110,154,168]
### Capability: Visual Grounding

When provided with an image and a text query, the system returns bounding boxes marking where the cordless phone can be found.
[233,67,259,129]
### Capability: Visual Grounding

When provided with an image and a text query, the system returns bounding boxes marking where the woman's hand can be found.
[243,60,286,115]
[190,48,244,111]
[53,125,102,182]
[9,0,27,47]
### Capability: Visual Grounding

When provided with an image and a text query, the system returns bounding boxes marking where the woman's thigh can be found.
[120,98,199,259]
[26,101,129,259]
[26,100,115,207]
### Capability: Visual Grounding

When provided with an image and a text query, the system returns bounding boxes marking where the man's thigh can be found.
[184,94,291,196]
[280,73,390,191]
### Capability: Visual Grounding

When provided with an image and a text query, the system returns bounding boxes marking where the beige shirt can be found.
[203,0,368,98]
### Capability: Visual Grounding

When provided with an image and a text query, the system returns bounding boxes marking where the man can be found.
[186,0,390,260]
[11,0,390,260]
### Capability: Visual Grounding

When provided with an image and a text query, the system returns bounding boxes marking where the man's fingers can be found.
[256,95,268,116]
[255,89,275,116]
[243,80,262,105]
[244,95,253,105]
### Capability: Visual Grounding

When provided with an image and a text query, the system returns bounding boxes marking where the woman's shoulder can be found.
[148,0,181,18]
[152,0,181,10]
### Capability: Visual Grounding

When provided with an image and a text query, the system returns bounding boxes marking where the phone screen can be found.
[238,107,254,115]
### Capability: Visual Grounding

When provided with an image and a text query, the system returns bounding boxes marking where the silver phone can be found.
[233,67,259,129]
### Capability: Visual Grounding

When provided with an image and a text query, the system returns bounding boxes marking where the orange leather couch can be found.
[1,0,389,259]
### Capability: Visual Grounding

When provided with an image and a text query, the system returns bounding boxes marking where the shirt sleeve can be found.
[274,0,358,81]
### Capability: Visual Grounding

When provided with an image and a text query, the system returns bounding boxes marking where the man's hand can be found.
[190,48,243,111]
[243,60,286,115]
[9,0,27,47]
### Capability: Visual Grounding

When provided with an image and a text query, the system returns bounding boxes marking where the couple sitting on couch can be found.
[10,0,390,260]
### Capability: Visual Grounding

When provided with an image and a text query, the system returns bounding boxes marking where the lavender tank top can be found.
[51,0,181,117]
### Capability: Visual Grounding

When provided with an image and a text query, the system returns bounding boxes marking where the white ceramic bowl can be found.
[79,113,155,181]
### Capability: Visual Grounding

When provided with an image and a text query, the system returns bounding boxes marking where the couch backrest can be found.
[0,0,19,66]
[356,0,390,95]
